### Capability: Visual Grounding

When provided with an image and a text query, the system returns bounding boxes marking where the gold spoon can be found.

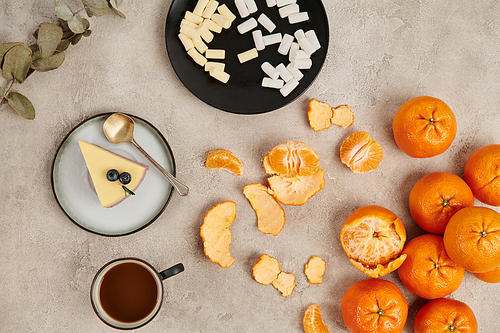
[103,113,189,196]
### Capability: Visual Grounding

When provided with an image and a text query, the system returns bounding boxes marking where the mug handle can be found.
[159,263,184,280]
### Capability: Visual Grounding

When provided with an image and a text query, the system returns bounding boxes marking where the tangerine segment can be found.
[392,96,457,158]
[472,264,500,283]
[266,141,319,177]
[409,171,474,234]
[308,99,333,132]
[304,256,326,284]
[341,278,408,333]
[331,105,354,129]
[303,304,330,333]
[340,131,383,173]
[443,206,500,273]
[414,298,478,333]
[340,205,407,278]
[398,234,465,299]
[271,272,296,297]
[205,149,243,176]
[252,254,281,285]
[243,183,286,236]
[200,201,236,268]
[268,168,325,206]
[463,144,500,206]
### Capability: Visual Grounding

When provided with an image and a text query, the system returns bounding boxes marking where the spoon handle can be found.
[131,139,189,196]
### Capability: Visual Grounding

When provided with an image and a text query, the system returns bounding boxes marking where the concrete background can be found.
[1,0,499,332]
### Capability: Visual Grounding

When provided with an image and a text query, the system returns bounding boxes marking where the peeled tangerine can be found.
[340,131,383,173]
[252,254,296,297]
[303,304,330,333]
[340,205,407,278]
[205,149,243,176]
[304,256,326,284]
[243,183,285,236]
[200,201,236,268]
[308,98,354,132]
[263,141,325,206]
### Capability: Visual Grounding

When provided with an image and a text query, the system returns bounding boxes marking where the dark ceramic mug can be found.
[90,258,184,330]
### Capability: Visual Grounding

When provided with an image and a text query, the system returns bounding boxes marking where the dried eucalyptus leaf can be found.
[2,44,32,83]
[70,34,83,45]
[54,1,74,21]
[33,29,39,39]
[6,92,35,120]
[82,29,92,37]
[57,39,71,52]
[114,0,123,7]
[82,0,109,17]
[82,18,90,30]
[31,51,65,72]
[37,22,63,59]
[67,14,85,34]
[0,42,24,67]
[110,6,126,19]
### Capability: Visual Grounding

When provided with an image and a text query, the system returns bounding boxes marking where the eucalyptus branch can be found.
[0,0,126,120]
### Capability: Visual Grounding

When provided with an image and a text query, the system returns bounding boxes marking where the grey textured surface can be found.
[1,0,500,332]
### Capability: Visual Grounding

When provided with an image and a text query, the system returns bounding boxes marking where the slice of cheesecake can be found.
[78,140,148,208]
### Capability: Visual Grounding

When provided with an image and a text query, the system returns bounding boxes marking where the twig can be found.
[0,79,16,108]
[74,5,88,15]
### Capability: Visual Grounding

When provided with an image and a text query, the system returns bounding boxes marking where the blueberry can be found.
[106,169,119,181]
[119,172,131,185]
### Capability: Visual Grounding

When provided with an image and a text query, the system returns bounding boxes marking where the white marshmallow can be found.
[305,30,321,51]
[278,4,299,18]
[276,63,293,82]
[288,12,309,24]
[278,33,294,55]
[257,13,276,33]
[262,77,284,89]
[252,30,265,51]
[280,78,299,97]
[262,33,282,46]
[237,17,257,34]
[234,0,250,18]
[294,29,305,41]
[261,62,280,80]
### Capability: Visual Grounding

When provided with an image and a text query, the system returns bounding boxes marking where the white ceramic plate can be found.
[51,114,175,236]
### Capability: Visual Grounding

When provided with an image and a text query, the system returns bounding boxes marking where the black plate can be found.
[165,0,329,114]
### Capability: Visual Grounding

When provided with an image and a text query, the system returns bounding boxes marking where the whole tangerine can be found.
[398,234,465,299]
[463,144,500,206]
[409,172,474,234]
[443,206,500,273]
[392,96,457,158]
[341,278,408,333]
[414,298,478,333]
